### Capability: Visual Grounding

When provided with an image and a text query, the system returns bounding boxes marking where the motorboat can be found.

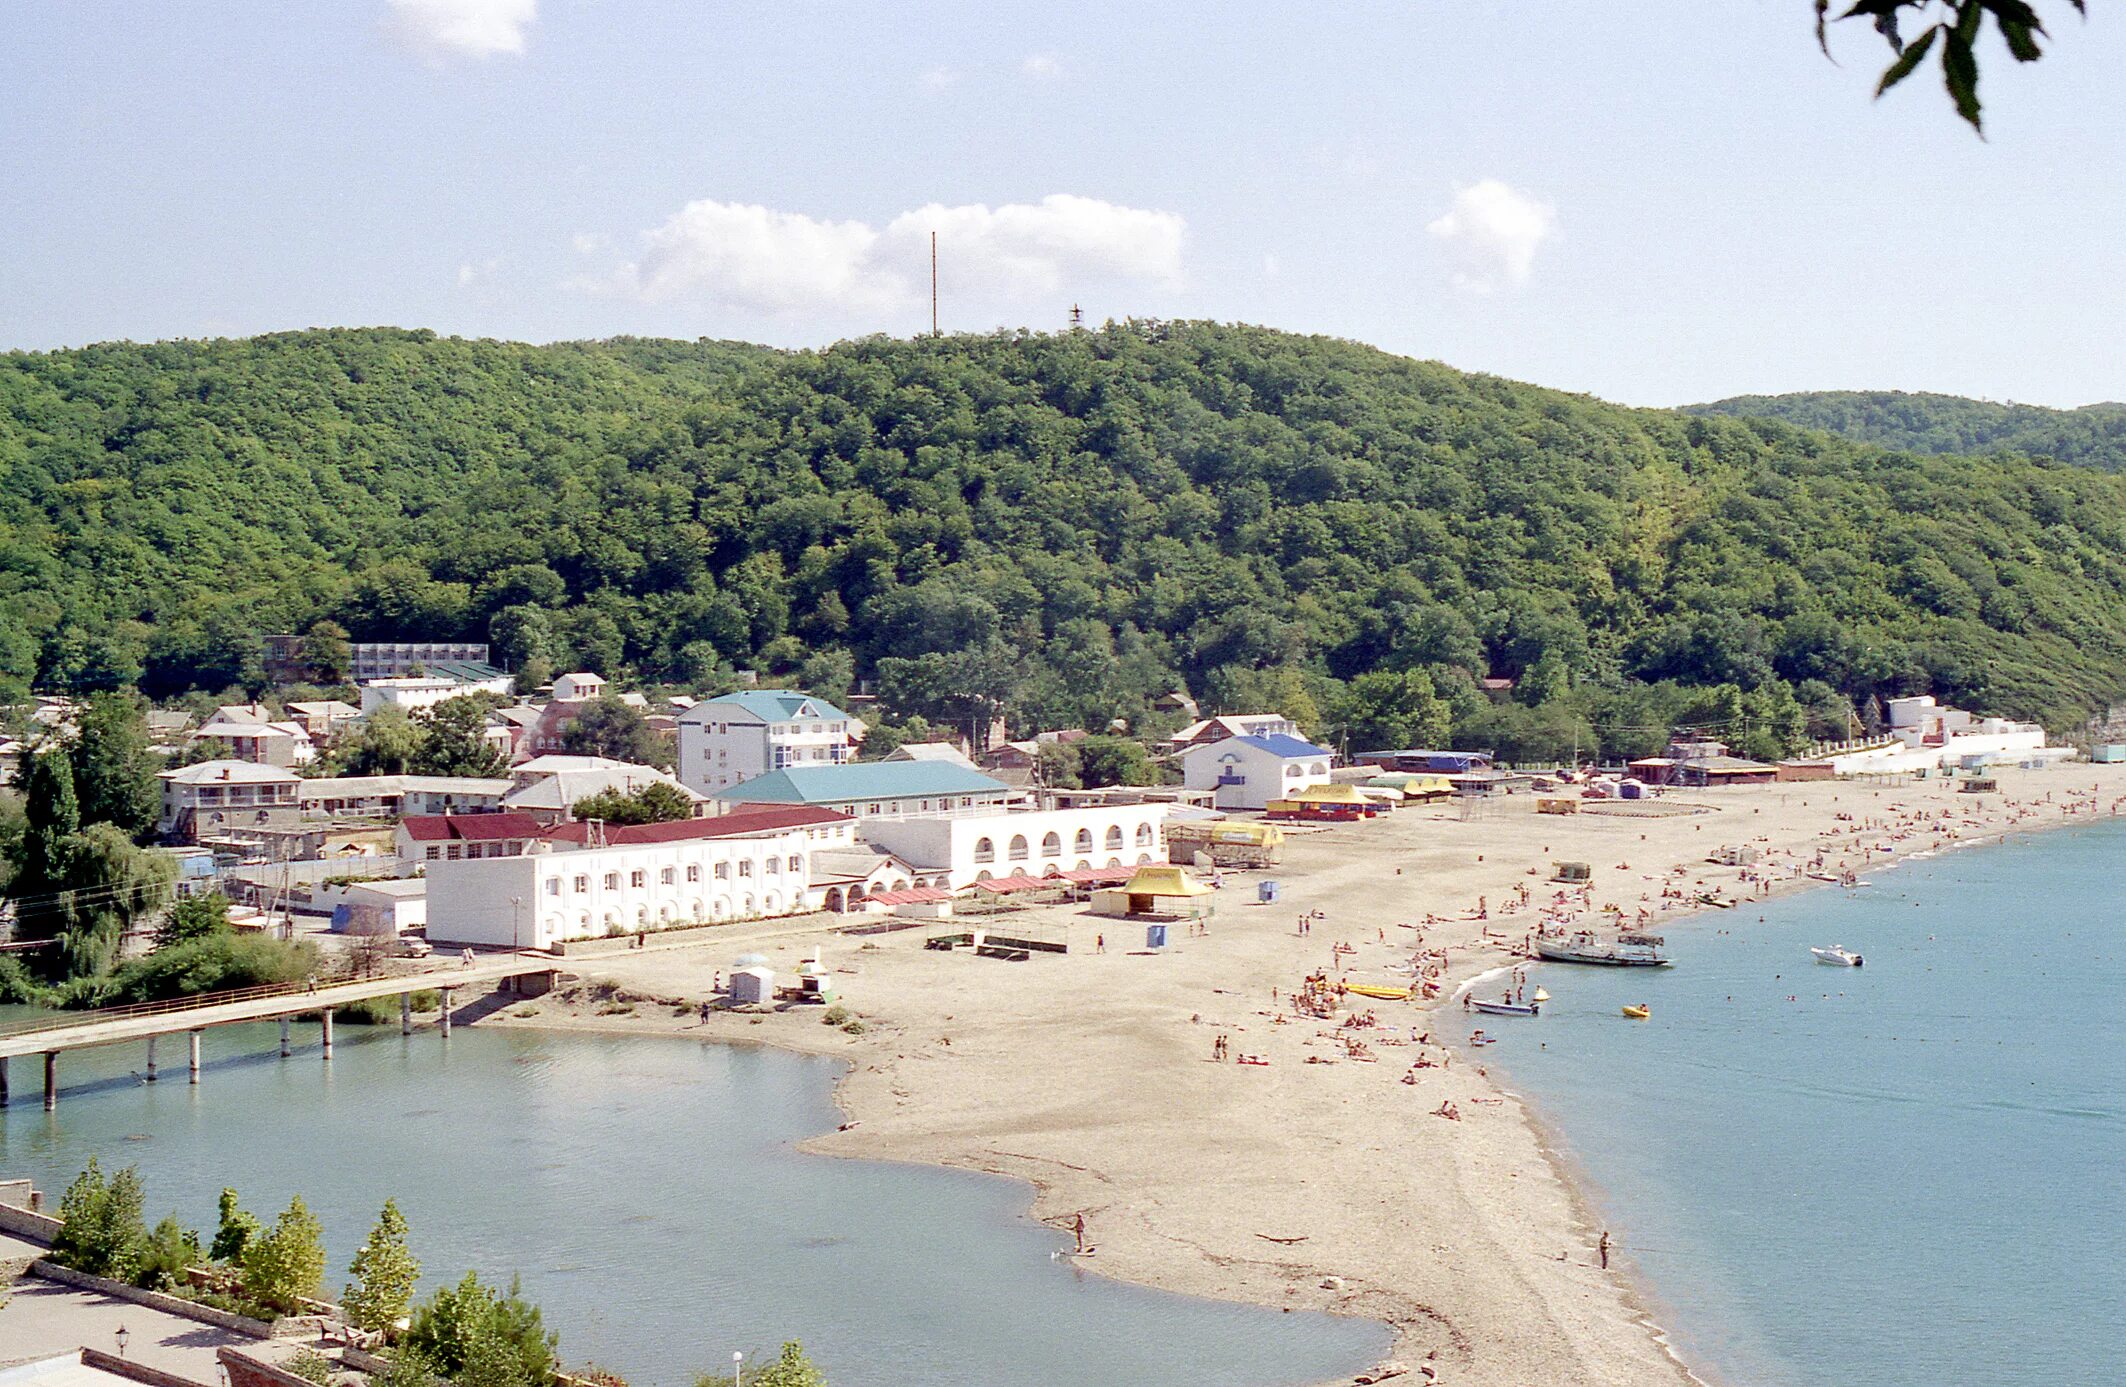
[1534,929,1672,967]
[1532,987,1550,1004]
[1621,1004,1650,1020]
[1811,945,1864,967]
[1470,998,1539,1018]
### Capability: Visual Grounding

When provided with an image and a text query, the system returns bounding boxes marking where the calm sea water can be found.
[0,1021,1388,1387]
[1484,822,2126,1387]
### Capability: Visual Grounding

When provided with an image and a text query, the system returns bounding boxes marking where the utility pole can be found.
[930,231,939,337]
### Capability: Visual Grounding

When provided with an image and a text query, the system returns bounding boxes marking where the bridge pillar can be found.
[189,1030,202,1084]
[439,989,453,1037]
[280,1017,292,1058]
[1,1055,10,1107]
[43,1051,57,1111]
[320,1010,334,1059]
[145,1035,157,1083]
[401,992,413,1036]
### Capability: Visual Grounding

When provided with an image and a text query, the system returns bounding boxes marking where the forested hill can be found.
[8,322,2126,760]
[1686,390,2126,472]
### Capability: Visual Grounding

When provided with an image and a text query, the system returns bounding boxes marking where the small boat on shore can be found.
[1621,1004,1650,1020]
[1811,945,1864,967]
[1534,930,1672,967]
[1470,998,1540,1018]
[1344,983,1412,1001]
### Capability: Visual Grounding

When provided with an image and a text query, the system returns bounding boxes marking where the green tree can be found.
[211,1187,262,1264]
[334,707,425,776]
[67,695,161,840]
[344,1199,421,1333]
[242,1195,327,1313]
[1075,736,1156,788]
[697,1342,828,1387]
[50,1159,149,1282]
[301,619,353,685]
[1330,670,1450,753]
[569,781,695,825]
[156,891,232,949]
[136,1214,205,1292]
[370,1349,441,1387]
[405,1273,557,1387]
[560,698,669,768]
[9,748,80,945]
[1820,0,2086,132]
[1034,741,1082,789]
[413,697,507,778]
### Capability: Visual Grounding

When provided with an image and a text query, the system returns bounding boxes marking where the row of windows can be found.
[972,823,1157,864]
[542,854,805,896]
[424,842,526,861]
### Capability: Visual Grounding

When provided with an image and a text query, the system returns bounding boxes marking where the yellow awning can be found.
[1119,865,1215,897]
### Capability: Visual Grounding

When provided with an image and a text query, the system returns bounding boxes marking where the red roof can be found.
[1056,866,1137,886]
[864,886,952,906]
[400,812,545,843]
[970,873,1065,895]
[545,804,849,847]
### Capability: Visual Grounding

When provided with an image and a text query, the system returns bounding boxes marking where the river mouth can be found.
[0,1018,1391,1387]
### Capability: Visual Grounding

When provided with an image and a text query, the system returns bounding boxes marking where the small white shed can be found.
[729,965,776,1006]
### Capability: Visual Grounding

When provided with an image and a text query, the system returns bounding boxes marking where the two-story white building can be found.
[1179,733,1336,811]
[358,672,512,717]
[676,691,859,793]
[423,805,855,947]
[710,761,1016,821]
[859,801,1170,890]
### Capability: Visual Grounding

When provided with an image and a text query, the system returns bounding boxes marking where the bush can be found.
[820,1005,849,1027]
[51,1159,148,1282]
[90,934,319,1008]
[840,1021,866,1035]
[342,991,441,1026]
[404,1273,557,1387]
[211,1188,260,1264]
[135,1214,203,1291]
[282,1350,336,1387]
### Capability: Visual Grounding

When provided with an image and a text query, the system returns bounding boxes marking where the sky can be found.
[1,1,2119,407]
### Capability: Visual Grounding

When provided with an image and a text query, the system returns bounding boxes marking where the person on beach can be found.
[1096,933,1105,953]
[1073,1213,1088,1254]
[1599,1230,1611,1269]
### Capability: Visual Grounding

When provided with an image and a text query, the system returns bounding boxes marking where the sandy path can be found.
[493,766,2126,1386]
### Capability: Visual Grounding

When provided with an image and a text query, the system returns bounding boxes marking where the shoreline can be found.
[487,766,2126,1387]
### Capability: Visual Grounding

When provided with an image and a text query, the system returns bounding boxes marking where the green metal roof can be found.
[712,762,1008,805]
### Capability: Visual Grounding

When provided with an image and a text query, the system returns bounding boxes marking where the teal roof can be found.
[701,689,853,724]
[713,762,1008,805]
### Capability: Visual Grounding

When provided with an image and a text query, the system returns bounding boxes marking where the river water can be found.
[0,1019,1388,1387]
[1483,822,2126,1386]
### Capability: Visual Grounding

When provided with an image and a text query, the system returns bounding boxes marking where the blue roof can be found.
[713,762,1009,805]
[700,690,853,723]
[1234,733,1334,759]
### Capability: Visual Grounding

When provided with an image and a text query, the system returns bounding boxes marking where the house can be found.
[886,741,978,769]
[158,761,303,844]
[858,801,1169,890]
[299,774,511,820]
[1179,733,1335,811]
[317,878,429,936]
[358,670,512,717]
[282,699,361,743]
[1164,713,1300,752]
[711,761,1015,821]
[262,636,492,683]
[423,805,856,947]
[675,690,859,793]
[807,846,945,911]
[502,755,710,824]
[515,673,613,760]
[395,811,548,869]
[1630,740,1777,787]
[190,718,318,768]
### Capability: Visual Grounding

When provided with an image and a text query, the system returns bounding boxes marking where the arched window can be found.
[1135,823,1155,846]
[1008,834,1029,861]
[974,837,996,864]
[1041,831,1062,856]
[1104,825,1124,850]
[1074,828,1093,852]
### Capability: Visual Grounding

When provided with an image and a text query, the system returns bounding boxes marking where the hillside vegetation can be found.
[1687,390,2126,472]
[8,323,2126,760]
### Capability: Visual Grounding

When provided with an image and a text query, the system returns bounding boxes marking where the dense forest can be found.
[9,323,2126,762]
[1688,390,2126,473]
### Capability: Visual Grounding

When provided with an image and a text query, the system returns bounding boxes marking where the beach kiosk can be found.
[1091,865,1217,921]
[729,965,775,1006]
[1264,783,1380,823]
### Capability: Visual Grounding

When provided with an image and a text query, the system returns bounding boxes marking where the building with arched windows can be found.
[859,802,1170,889]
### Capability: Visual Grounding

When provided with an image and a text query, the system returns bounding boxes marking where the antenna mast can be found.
[930,231,939,337]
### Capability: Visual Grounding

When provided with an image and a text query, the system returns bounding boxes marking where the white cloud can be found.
[1425,179,1557,292]
[571,231,610,256]
[594,193,1186,319]
[457,256,501,286]
[383,0,536,63]
[1021,52,1063,79]
[920,66,958,93]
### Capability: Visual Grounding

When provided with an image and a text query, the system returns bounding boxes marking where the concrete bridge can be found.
[0,955,561,1110]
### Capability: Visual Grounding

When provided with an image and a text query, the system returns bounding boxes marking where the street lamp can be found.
[114,1325,129,1358]
[732,1350,743,1386]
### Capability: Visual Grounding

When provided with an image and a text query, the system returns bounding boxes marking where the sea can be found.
[0,1021,1389,1387]
[1484,820,2126,1387]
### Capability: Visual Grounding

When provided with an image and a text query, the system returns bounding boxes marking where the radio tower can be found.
[1069,303,1084,329]
[930,231,940,337]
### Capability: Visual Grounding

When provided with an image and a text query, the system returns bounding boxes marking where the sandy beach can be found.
[484,766,2126,1386]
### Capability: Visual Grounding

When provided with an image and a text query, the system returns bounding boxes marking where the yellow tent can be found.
[1280,782,1371,805]
[1364,773,1453,800]
[1092,864,1216,918]
[1118,865,1214,897]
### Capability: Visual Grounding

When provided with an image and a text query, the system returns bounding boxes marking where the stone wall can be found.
[31,1260,276,1338]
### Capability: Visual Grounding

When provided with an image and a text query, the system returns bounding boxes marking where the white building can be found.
[502,755,707,824]
[859,802,1170,890]
[709,761,1016,821]
[1179,733,1336,811]
[300,774,511,820]
[677,690,858,793]
[359,672,513,717]
[1803,695,2055,775]
[158,760,303,842]
[424,806,855,947]
[1166,712,1300,751]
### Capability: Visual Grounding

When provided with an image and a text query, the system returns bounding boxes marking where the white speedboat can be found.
[1811,945,1864,967]
[1535,930,1671,967]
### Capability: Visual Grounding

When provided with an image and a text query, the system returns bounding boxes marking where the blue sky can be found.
[2,2,2118,406]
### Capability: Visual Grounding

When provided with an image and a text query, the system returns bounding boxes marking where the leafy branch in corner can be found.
[1817,0,2088,132]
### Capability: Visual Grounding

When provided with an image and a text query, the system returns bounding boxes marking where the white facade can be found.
[1179,735,1335,811]
[359,674,512,716]
[677,692,856,793]
[425,820,849,947]
[858,803,1169,889]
